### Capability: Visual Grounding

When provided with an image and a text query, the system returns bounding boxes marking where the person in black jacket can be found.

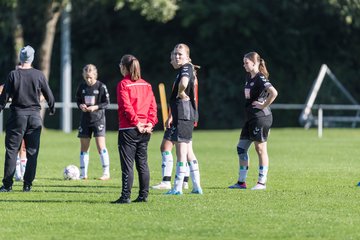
[0,63,28,182]
[0,45,55,192]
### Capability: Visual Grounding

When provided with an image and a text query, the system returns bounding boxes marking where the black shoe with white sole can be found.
[132,196,148,203]
[23,185,32,192]
[0,185,12,192]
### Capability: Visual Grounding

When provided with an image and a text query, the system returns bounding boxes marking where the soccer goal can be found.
[299,64,360,136]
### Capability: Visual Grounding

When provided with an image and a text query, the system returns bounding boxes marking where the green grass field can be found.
[0,128,359,240]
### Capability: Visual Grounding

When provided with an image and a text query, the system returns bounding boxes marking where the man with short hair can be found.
[0,45,55,192]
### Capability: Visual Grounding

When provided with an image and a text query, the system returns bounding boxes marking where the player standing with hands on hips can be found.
[151,50,200,191]
[229,51,278,190]
[165,43,202,195]
[0,45,55,192]
[76,64,111,180]
[112,54,158,204]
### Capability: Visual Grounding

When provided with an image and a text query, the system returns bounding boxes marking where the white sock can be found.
[189,160,201,190]
[161,151,173,182]
[15,155,22,180]
[238,166,248,183]
[258,166,269,184]
[100,148,110,176]
[20,158,27,178]
[80,152,89,177]
[174,162,186,192]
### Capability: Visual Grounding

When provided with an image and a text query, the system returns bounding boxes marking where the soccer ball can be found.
[63,165,80,180]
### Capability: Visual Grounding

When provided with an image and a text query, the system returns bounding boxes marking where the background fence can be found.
[1,103,360,137]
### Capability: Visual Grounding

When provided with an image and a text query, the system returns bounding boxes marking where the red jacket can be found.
[117,75,158,129]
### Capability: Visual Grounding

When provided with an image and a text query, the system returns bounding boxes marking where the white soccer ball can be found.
[63,165,80,180]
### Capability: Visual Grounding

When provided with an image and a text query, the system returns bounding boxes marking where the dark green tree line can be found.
[0,0,359,129]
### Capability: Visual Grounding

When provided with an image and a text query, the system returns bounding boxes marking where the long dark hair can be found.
[120,54,141,80]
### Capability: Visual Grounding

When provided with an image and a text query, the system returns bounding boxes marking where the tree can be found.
[325,0,360,26]
[1,0,179,124]
[0,0,23,65]
[39,0,68,81]
[39,0,179,81]
[2,0,360,129]
[10,0,23,65]
[115,0,178,22]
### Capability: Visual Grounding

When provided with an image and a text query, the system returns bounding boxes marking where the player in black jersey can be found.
[165,43,202,195]
[151,51,198,191]
[0,45,55,192]
[75,64,110,180]
[229,51,278,190]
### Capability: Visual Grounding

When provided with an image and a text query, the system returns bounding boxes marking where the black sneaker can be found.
[111,197,131,204]
[23,185,32,192]
[132,196,148,203]
[0,185,12,192]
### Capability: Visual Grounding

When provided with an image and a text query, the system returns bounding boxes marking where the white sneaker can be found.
[99,174,110,180]
[151,181,171,190]
[183,182,189,189]
[15,170,22,181]
[251,183,266,190]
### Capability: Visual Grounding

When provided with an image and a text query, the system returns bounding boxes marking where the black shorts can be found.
[78,119,106,138]
[240,115,273,142]
[163,120,194,143]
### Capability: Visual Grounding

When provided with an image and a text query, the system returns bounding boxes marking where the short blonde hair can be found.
[82,64,98,79]
[174,43,190,58]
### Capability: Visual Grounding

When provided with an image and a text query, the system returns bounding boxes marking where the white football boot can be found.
[251,183,266,190]
[151,181,171,190]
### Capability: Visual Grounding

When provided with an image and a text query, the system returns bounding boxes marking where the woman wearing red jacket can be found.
[111,54,158,204]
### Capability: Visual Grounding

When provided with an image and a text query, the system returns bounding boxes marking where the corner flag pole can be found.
[193,64,200,127]
[158,83,168,130]
[194,76,199,127]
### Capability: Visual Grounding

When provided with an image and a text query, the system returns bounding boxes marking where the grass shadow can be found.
[0,199,113,204]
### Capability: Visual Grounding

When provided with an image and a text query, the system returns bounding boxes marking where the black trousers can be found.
[118,129,150,199]
[2,112,42,188]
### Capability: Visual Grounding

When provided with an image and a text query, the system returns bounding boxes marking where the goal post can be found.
[299,64,360,133]
[299,64,328,128]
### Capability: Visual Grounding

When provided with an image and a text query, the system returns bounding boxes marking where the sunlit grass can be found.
[0,128,359,239]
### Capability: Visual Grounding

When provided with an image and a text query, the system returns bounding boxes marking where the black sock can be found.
[163,176,171,182]
[184,176,189,183]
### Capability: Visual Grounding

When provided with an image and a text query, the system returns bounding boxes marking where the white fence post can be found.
[318,107,323,138]
[60,1,72,133]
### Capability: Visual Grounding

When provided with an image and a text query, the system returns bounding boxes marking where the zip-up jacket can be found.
[117,75,158,129]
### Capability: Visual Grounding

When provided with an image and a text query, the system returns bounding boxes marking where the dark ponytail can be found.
[120,54,141,80]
